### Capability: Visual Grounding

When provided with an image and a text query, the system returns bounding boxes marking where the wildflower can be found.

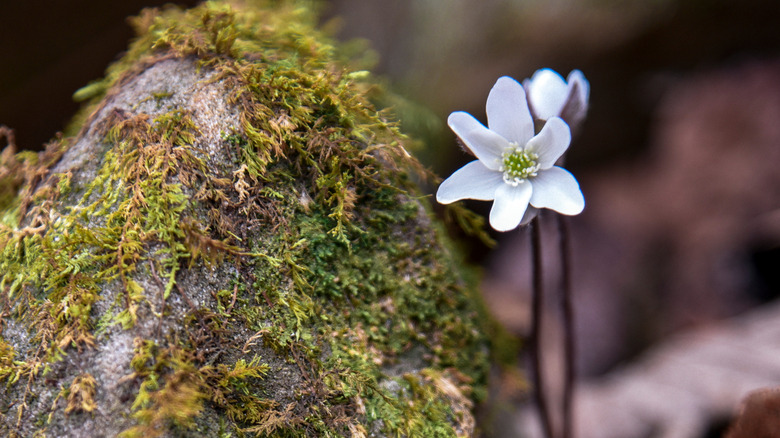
[436,76,584,232]
[524,69,589,130]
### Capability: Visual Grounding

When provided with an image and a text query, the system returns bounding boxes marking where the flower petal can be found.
[486,76,534,145]
[489,182,533,232]
[529,166,584,215]
[567,70,590,109]
[560,70,590,129]
[448,111,507,170]
[520,206,539,226]
[525,117,571,169]
[523,69,569,120]
[436,160,503,204]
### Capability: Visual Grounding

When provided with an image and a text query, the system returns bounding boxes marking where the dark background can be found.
[0,0,199,150]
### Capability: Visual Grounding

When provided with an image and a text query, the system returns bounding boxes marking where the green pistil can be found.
[500,144,540,186]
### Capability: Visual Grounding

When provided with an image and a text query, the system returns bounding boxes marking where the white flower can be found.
[524,69,589,129]
[436,76,584,232]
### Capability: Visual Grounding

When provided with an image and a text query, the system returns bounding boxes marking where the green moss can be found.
[0,1,497,437]
[120,338,270,438]
[0,339,21,386]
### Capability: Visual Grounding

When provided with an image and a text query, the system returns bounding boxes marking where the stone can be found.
[0,2,491,437]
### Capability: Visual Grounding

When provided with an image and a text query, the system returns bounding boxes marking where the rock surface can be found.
[0,2,491,437]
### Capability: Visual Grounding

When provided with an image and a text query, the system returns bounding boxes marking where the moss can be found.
[64,373,98,414]
[0,1,498,437]
[0,338,21,385]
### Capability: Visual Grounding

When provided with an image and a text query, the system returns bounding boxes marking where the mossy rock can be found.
[0,1,492,437]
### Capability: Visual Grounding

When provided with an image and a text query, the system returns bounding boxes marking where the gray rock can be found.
[0,3,490,437]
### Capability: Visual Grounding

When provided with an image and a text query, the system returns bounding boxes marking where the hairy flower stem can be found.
[530,218,554,438]
[558,214,575,438]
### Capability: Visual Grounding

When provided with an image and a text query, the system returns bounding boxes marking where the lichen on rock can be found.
[0,1,492,437]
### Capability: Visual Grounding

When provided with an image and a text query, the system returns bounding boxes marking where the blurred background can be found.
[2,1,780,436]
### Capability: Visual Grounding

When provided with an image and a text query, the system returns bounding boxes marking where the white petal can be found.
[486,76,534,145]
[528,167,584,215]
[567,70,590,108]
[520,207,539,226]
[448,112,507,170]
[436,160,503,204]
[560,70,590,127]
[524,69,568,120]
[489,182,533,232]
[525,117,571,169]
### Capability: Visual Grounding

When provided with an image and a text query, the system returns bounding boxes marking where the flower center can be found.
[500,144,540,186]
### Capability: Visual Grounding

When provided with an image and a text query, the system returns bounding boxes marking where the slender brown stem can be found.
[557,215,575,438]
[530,217,554,438]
